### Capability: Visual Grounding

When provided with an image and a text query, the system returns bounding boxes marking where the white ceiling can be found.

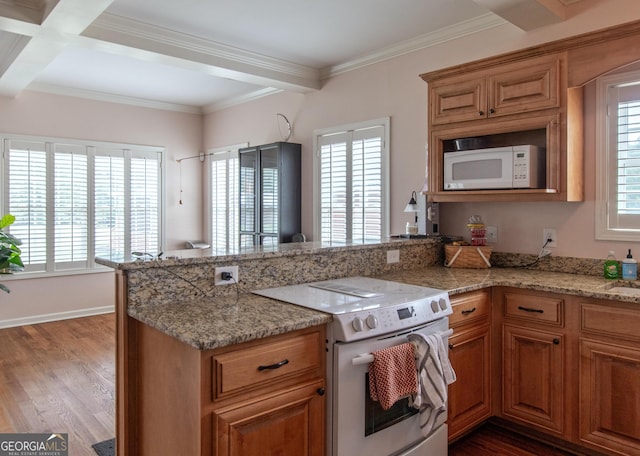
[0,0,584,113]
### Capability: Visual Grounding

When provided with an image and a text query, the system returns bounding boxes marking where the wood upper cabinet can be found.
[430,55,560,125]
[579,300,640,455]
[447,289,492,441]
[422,50,584,203]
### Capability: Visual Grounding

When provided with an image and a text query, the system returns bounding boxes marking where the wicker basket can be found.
[444,245,493,268]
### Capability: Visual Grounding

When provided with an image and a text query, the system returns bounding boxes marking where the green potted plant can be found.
[0,214,23,293]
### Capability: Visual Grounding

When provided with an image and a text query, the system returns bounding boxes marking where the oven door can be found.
[331,318,450,456]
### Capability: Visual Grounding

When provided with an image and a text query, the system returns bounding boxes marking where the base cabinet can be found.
[579,300,640,455]
[502,324,564,434]
[495,287,572,441]
[132,322,326,456]
[212,380,325,456]
[447,290,492,441]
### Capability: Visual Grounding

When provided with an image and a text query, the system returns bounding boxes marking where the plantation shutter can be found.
[317,123,386,243]
[130,150,161,256]
[209,151,239,251]
[54,143,88,269]
[3,137,163,271]
[4,140,48,272]
[608,83,640,230]
[94,149,126,261]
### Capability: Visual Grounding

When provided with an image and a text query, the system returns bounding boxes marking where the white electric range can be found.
[253,276,453,456]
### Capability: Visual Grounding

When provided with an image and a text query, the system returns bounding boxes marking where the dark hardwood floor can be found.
[449,422,585,456]
[0,313,598,456]
[0,313,115,456]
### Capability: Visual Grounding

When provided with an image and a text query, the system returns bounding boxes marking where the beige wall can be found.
[0,92,202,326]
[3,0,640,325]
[204,0,640,260]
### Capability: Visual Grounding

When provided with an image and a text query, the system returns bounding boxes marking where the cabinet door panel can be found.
[503,325,564,434]
[430,77,487,125]
[214,381,324,456]
[580,338,640,454]
[489,59,560,117]
[448,325,491,441]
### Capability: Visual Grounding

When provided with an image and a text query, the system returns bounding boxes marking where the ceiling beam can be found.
[81,14,320,93]
[0,0,113,96]
[472,0,570,31]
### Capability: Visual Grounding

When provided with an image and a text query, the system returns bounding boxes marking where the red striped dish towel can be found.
[369,342,419,410]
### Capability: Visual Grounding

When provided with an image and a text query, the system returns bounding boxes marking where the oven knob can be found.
[439,298,448,311]
[365,314,378,329]
[352,317,364,332]
[431,300,439,313]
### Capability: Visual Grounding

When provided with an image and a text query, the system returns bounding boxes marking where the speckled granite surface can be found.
[100,238,640,351]
[129,264,640,351]
[377,266,636,300]
[129,292,332,350]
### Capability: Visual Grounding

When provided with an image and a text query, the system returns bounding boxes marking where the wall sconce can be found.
[404,191,419,234]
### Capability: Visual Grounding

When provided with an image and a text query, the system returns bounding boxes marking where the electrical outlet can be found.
[215,266,239,285]
[486,226,498,244]
[543,228,557,248]
[387,250,400,264]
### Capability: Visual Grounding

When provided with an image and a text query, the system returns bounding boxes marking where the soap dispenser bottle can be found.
[604,251,619,279]
[622,249,638,280]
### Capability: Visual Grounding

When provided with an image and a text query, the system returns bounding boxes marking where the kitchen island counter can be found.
[128,292,331,350]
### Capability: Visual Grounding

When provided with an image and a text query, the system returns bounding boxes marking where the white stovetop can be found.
[253,276,445,315]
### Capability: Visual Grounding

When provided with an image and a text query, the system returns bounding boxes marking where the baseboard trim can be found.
[0,306,115,329]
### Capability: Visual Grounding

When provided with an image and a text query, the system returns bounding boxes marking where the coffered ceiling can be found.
[0,0,585,113]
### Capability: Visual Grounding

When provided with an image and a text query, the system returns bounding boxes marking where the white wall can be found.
[204,0,640,260]
[0,92,203,326]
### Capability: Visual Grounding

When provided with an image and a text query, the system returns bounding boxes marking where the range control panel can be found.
[332,292,452,342]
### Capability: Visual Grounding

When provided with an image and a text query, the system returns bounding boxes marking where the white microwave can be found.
[443,145,545,190]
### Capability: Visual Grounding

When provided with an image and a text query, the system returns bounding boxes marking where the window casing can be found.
[313,118,390,243]
[596,71,640,240]
[2,135,163,274]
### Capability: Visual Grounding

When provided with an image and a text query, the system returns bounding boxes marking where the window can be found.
[596,71,640,240]
[2,136,163,273]
[314,118,389,243]
[206,144,245,251]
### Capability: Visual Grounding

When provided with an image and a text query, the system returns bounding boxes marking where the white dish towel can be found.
[407,332,457,437]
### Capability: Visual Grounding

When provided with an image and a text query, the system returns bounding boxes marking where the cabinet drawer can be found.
[450,289,491,327]
[581,303,640,342]
[212,331,321,401]
[504,292,563,326]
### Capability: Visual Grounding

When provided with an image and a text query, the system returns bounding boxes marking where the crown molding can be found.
[84,13,320,91]
[202,87,282,114]
[321,13,506,79]
[27,82,203,114]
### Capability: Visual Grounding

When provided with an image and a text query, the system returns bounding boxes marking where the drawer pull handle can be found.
[478,110,485,116]
[258,359,289,371]
[448,343,455,350]
[317,388,326,396]
[461,307,477,316]
[518,306,544,314]
[553,338,560,345]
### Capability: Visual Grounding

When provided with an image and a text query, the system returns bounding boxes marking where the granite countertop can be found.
[129,266,640,351]
[129,292,332,350]
[377,266,636,301]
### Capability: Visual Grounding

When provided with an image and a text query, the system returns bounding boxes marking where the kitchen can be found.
[2,0,640,455]
[2,0,640,326]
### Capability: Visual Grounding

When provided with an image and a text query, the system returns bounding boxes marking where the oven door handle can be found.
[351,328,453,366]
